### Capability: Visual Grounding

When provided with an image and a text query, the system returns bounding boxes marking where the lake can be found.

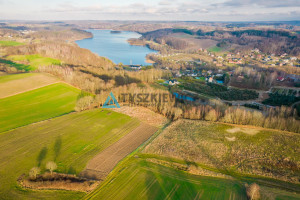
[173,92,195,102]
[76,29,157,65]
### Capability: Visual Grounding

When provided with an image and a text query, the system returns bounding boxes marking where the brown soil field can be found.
[0,73,59,98]
[81,123,158,180]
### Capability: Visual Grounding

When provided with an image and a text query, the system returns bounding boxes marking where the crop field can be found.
[0,109,139,200]
[7,54,61,70]
[83,123,158,180]
[0,83,80,133]
[85,157,248,200]
[0,40,24,46]
[0,73,59,98]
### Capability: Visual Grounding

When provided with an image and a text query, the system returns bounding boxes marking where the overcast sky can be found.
[0,0,299,21]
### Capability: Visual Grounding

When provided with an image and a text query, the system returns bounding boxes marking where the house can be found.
[227,71,233,76]
[167,79,179,86]
[290,57,297,61]
[208,77,213,83]
[129,65,142,70]
[286,74,300,82]
[175,71,182,77]
[276,76,285,82]
[252,48,260,53]
[229,59,242,64]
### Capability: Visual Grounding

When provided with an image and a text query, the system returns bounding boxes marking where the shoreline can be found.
[76,29,157,66]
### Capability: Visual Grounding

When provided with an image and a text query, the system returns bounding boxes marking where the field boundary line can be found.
[0,81,61,99]
[0,110,76,135]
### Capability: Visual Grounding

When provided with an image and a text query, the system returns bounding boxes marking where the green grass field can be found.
[86,157,247,200]
[209,46,222,52]
[0,40,24,46]
[0,58,32,71]
[88,156,300,200]
[7,54,61,70]
[0,109,139,199]
[0,73,36,83]
[0,83,80,133]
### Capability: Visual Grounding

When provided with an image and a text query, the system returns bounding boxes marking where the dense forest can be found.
[141,28,300,56]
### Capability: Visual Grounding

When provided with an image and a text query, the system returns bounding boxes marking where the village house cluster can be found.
[199,48,299,68]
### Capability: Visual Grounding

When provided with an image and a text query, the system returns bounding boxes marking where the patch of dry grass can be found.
[112,106,168,127]
[143,119,300,183]
[20,172,99,192]
[226,127,260,135]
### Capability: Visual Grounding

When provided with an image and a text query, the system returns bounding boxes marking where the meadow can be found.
[86,157,248,200]
[143,120,300,185]
[0,82,80,133]
[0,40,24,47]
[7,54,61,70]
[0,58,32,71]
[93,155,300,200]
[0,109,139,199]
[208,46,223,52]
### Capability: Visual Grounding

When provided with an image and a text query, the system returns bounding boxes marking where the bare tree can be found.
[46,161,57,175]
[75,96,94,112]
[246,183,260,200]
[29,167,41,180]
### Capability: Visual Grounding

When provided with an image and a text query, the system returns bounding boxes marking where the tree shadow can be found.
[68,166,76,175]
[37,147,48,167]
[54,136,62,161]
[143,161,200,200]
[143,159,247,200]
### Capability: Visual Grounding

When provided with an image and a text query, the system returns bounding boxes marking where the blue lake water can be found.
[216,80,224,84]
[76,29,157,65]
[173,92,195,101]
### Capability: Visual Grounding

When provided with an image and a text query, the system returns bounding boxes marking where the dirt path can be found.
[81,123,158,180]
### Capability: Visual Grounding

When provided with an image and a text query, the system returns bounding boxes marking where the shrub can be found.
[246,183,260,200]
[46,161,57,175]
[29,167,41,180]
[75,96,94,112]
